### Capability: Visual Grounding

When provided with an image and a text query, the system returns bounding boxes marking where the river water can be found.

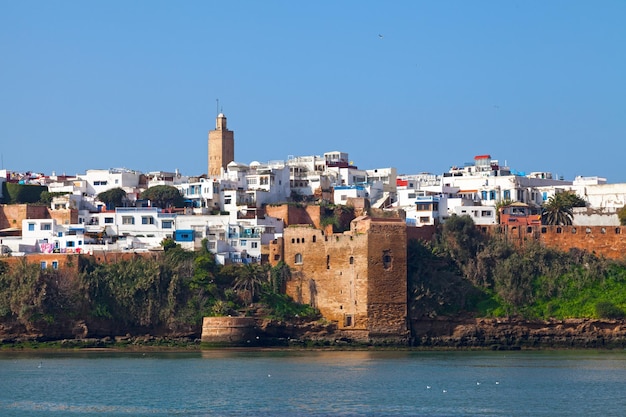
[0,349,625,416]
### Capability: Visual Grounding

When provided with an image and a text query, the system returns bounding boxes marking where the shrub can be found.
[594,301,625,319]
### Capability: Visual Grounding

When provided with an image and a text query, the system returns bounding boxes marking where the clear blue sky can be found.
[2,1,625,182]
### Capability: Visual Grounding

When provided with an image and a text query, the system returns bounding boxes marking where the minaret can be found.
[208,113,235,176]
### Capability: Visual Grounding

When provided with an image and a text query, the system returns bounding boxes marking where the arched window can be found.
[349,256,354,265]
[295,253,303,264]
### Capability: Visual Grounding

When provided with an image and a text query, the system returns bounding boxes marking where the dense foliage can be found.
[97,187,128,209]
[140,185,185,209]
[541,191,586,226]
[1,183,47,204]
[0,244,317,338]
[408,215,626,320]
[618,205,626,226]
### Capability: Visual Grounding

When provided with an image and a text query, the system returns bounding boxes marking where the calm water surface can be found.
[1,349,625,416]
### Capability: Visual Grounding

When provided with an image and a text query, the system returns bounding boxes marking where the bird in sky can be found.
[378,34,384,38]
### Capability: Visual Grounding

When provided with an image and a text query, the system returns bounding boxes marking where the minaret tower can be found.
[208,112,235,177]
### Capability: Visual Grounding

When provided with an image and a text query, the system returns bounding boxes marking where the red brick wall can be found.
[483,224,626,260]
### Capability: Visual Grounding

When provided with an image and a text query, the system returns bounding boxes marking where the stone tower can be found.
[208,113,235,177]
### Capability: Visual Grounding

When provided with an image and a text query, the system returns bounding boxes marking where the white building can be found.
[77,168,143,202]
[0,219,87,255]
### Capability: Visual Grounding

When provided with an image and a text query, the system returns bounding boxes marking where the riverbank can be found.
[2,317,626,351]
[412,317,626,349]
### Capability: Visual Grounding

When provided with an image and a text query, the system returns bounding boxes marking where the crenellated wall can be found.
[483,224,626,260]
[282,217,409,343]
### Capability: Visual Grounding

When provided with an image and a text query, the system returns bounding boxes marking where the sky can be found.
[2,1,625,182]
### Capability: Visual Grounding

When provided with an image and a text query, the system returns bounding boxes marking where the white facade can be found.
[77,168,142,200]
[4,219,88,255]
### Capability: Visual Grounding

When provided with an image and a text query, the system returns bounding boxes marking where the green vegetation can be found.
[320,203,353,233]
[408,215,626,320]
[541,191,586,226]
[0,244,318,338]
[618,205,626,226]
[1,183,48,204]
[97,187,128,209]
[140,185,185,209]
[39,191,71,205]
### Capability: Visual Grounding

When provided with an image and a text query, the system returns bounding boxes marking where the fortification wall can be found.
[201,317,256,344]
[283,218,409,342]
[264,205,322,228]
[486,225,626,260]
[0,204,50,230]
[284,226,370,335]
[1,253,81,272]
[365,219,409,341]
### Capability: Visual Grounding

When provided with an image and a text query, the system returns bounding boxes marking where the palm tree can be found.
[542,193,574,225]
[232,264,267,305]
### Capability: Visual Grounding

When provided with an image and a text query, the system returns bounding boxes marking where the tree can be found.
[495,199,513,224]
[232,264,268,305]
[618,205,626,226]
[438,214,485,265]
[97,188,127,209]
[141,185,184,209]
[542,193,575,225]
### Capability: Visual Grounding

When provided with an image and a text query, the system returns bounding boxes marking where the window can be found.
[141,216,155,225]
[40,262,47,270]
[208,241,216,250]
[481,191,488,200]
[104,217,114,224]
[162,220,173,229]
[225,198,231,204]
[52,261,58,270]
[295,253,303,264]
[67,241,75,247]
[251,242,258,249]
[349,256,354,265]
[345,315,353,327]
[382,250,392,269]
[240,239,247,246]
[122,216,134,225]
[41,223,52,231]
[489,191,496,200]
[504,190,511,200]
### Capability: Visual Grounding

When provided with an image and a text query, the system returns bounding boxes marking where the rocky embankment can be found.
[3,317,626,349]
[411,317,626,349]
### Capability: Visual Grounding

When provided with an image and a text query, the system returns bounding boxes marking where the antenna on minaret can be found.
[216,98,219,116]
